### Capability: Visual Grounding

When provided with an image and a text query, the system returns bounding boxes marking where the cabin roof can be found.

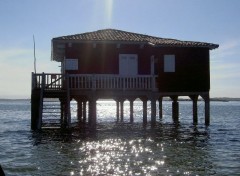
[52,29,219,61]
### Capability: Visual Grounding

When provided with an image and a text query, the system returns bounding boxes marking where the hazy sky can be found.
[0,0,240,98]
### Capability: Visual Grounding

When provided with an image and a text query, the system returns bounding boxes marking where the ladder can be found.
[37,73,71,129]
[41,98,62,128]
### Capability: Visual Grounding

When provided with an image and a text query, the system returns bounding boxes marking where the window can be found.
[65,59,78,70]
[164,55,175,72]
[119,54,138,75]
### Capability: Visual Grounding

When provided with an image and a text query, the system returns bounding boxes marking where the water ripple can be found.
[1,100,240,175]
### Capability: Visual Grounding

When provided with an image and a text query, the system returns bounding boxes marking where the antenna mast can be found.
[33,35,37,74]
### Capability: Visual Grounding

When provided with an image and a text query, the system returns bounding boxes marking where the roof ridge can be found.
[52,29,219,49]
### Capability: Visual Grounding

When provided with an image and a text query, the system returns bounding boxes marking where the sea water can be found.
[0,99,239,175]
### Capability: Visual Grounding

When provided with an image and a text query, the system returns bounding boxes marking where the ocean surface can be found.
[0,99,239,176]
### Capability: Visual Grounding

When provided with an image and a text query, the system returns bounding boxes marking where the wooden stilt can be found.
[88,103,91,125]
[60,99,64,127]
[172,101,179,122]
[64,100,69,127]
[66,75,71,128]
[193,99,198,125]
[37,72,45,130]
[171,96,179,123]
[151,98,156,125]
[120,100,124,122]
[129,99,134,123]
[88,98,97,128]
[83,101,87,123]
[205,100,210,125]
[116,101,120,122]
[77,100,83,122]
[31,91,40,130]
[158,97,163,119]
[190,95,199,125]
[142,98,148,125]
[201,93,210,126]
[204,95,210,126]
[59,98,68,128]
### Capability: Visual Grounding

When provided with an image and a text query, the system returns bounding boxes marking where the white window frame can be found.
[164,55,175,72]
[119,54,138,75]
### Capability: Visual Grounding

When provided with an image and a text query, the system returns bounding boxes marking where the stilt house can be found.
[31,29,219,130]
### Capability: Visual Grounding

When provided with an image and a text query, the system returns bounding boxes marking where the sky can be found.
[0,0,240,98]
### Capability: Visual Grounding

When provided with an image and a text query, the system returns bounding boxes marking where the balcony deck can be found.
[32,73,159,98]
[31,73,210,130]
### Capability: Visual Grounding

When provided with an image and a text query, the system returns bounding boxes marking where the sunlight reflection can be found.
[155,160,165,165]
[76,137,166,175]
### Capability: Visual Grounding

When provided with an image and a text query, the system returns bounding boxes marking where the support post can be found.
[77,100,83,122]
[88,97,97,129]
[205,99,210,126]
[64,100,69,127]
[66,74,71,128]
[190,95,199,125]
[151,98,157,125]
[158,97,163,119]
[60,98,68,128]
[142,98,148,125]
[83,101,87,123]
[31,91,40,130]
[116,101,120,122]
[31,72,35,90]
[60,98,64,127]
[36,72,45,130]
[171,96,179,123]
[120,100,124,122]
[129,99,134,123]
[204,94,210,126]
[201,93,210,126]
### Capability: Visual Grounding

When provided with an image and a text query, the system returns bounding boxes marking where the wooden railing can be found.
[68,74,157,90]
[32,73,64,90]
[32,73,158,91]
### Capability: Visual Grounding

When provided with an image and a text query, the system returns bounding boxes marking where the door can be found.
[119,54,138,75]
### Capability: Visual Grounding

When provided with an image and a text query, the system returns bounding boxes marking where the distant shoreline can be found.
[0,99,30,101]
[209,98,239,102]
[0,98,240,102]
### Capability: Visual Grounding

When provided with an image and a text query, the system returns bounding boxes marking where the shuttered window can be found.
[119,54,138,75]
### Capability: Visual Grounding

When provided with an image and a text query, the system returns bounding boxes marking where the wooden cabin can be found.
[31,29,218,130]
